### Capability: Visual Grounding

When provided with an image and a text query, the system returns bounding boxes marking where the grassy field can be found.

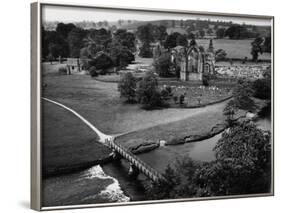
[42,101,111,176]
[42,62,67,76]
[197,39,271,60]
[115,101,226,147]
[43,72,231,135]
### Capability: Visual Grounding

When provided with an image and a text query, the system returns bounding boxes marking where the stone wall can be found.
[215,64,270,79]
[188,72,203,81]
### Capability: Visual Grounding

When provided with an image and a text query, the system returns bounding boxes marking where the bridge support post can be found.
[111,150,122,161]
[128,163,139,177]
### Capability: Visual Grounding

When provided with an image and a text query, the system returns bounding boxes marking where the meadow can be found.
[197,39,271,60]
[42,101,110,177]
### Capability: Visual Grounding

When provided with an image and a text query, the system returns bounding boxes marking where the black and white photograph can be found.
[36,3,273,209]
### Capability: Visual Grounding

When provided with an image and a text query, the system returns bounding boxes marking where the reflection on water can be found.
[138,118,271,173]
[138,134,221,173]
[43,118,271,207]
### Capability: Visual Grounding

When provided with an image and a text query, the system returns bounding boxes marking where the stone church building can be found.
[170,39,216,81]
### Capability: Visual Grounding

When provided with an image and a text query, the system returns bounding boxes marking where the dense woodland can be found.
[42,20,271,64]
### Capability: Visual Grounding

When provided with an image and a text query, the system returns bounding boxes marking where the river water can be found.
[43,118,271,207]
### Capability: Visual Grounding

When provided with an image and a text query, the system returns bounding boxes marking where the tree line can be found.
[42,23,136,72]
[147,70,271,199]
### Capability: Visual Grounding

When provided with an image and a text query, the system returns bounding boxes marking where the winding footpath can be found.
[42,97,114,143]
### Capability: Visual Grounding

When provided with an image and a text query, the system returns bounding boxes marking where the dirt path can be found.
[43,97,114,143]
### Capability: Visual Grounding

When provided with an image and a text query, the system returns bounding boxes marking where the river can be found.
[42,118,271,207]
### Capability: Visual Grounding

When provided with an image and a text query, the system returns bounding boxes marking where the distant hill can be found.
[43,18,271,38]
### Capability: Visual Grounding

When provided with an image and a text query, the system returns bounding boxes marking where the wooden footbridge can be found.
[105,138,166,183]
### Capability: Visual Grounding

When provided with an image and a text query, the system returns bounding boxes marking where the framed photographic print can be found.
[31,1,274,211]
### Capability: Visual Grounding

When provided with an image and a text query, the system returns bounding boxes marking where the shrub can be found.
[153,54,172,77]
[89,66,98,77]
[139,42,153,58]
[202,73,210,86]
[233,79,255,111]
[258,101,271,119]
[89,53,113,73]
[179,94,185,105]
[215,49,227,61]
[58,67,67,75]
[165,86,172,95]
[223,100,238,126]
[160,88,169,100]
[118,72,137,103]
[252,78,271,100]
[136,71,163,109]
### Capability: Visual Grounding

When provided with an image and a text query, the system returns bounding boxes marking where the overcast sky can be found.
[42,4,272,26]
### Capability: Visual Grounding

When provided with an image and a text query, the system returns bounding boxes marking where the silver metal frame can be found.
[31,1,274,211]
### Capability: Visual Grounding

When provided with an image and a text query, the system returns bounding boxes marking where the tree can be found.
[147,158,199,200]
[187,33,195,40]
[137,24,157,57]
[215,49,227,61]
[252,78,271,100]
[113,29,136,52]
[56,23,76,39]
[136,71,163,109]
[118,19,123,26]
[147,121,271,199]
[97,21,103,28]
[216,28,225,39]
[207,28,213,35]
[180,19,184,28]
[136,24,155,43]
[176,34,188,46]
[189,38,197,46]
[225,25,250,39]
[139,41,153,58]
[89,53,113,73]
[153,54,172,77]
[118,72,137,102]
[211,121,271,194]
[89,66,98,77]
[223,100,237,126]
[251,37,263,62]
[154,25,168,44]
[164,32,181,49]
[199,30,205,38]
[103,20,109,27]
[263,36,271,53]
[232,79,255,111]
[68,27,87,57]
[108,42,135,68]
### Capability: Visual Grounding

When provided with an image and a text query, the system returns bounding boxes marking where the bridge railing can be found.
[107,138,165,182]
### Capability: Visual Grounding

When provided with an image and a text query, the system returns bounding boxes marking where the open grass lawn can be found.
[42,101,111,176]
[115,101,226,147]
[95,74,121,83]
[43,72,229,135]
[42,62,67,76]
[197,39,271,60]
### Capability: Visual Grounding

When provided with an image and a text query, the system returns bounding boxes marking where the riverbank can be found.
[42,165,130,207]
[42,101,111,177]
